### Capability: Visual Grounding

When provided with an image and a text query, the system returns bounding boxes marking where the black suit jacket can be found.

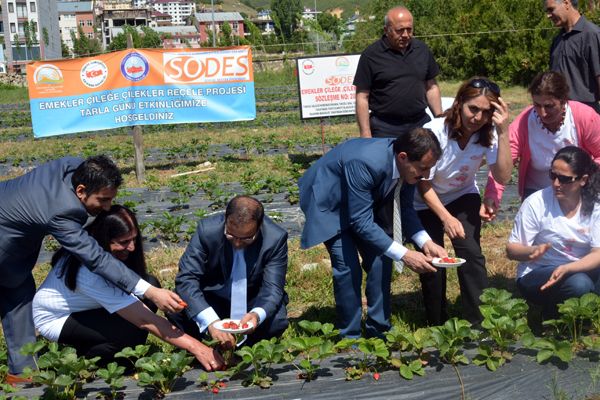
[176,214,288,321]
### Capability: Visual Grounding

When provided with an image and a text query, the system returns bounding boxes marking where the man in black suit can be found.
[0,155,184,379]
[172,196,289,348]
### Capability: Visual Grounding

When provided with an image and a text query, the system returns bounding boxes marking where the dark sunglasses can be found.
[468,79,501,96]
[549,170,580,184]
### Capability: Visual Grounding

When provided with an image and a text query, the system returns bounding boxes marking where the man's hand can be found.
[239,312,259,334]
[402,250,437,273]
[529,243,551,261]
[144,286,185,313]
[480,198,498,222]
[422,240,447,258]
[541,265,569,291]
[208,322,236,349]
[442,216,465,239]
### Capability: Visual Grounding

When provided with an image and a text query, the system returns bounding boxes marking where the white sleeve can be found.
[508,194,541,246]
[590,206,600,248]
[76,267,138,314]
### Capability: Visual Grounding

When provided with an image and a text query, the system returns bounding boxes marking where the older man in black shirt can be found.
[353,6,443,138]
[546,0,600,114]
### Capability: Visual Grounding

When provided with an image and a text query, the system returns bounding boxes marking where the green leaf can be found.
[399,365,413,380]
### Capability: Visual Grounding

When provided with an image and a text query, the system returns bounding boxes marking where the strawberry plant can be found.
[197,371,228,394]
[522,333,573,364]
[474,288,530,370]
[544,293,600,349]
[285,336,335,381]
[430,318,474,365]
[96,362,126,400]
[114,344,150,371]
[335,338,389,381]
[21,342,99,400]
[134,351,193,396]
[234,338,286,388]
[385,326,432,380]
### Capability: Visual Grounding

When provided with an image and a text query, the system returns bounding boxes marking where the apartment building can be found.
[1,0,61,72]
[192,11,244,44]
[57,1,94,53]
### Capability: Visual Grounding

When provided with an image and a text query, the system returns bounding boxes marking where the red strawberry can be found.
[212,387,219,394]
[242,323,249,329]
[218,382,226,388]
[373,372,380,381]
[222,322,231,329]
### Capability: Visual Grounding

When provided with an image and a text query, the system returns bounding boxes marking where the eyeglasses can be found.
[468,79,501,96]
[549,170,580,184]
[224,228,258,244]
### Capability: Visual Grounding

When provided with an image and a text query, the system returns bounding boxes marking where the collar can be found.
[381,34,415,54]
[392,155,400,180]
[563,15,585,35]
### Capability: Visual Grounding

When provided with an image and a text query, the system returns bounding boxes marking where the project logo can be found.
[335,56,350,71]
[33,64,64,85]
[301,59,315,75]
[80,60,108,88]
[121,52,149,82]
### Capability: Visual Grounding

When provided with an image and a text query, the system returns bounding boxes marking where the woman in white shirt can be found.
[415,77,512,326]
[507,146,600,318]
[33,205,224,371]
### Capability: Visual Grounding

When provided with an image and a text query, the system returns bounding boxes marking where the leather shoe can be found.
[6,373,32,386]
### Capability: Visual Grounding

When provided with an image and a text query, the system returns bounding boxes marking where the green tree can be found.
[270,0,301,41]
[219,21,233,46]
[61,39,70,58]
[72,26,102,56]
[108,25,162,50]
[244,19,264,46]
[317,12,342,37]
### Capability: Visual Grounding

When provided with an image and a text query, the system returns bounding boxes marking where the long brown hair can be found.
[443,77,500,148]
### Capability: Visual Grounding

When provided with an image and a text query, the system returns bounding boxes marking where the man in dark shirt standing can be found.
[546,0,600,114]
[353,6,443,138]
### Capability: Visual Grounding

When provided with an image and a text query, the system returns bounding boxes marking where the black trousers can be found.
[417,193,488,326]
[57,275,160,365]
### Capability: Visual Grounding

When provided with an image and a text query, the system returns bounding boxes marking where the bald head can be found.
[384,7,414,51]
[225,195,264,228]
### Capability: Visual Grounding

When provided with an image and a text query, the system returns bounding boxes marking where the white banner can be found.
[296,54,360,119]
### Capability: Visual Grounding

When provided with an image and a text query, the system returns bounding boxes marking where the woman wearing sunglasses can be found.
[483,70,600,221]
[33,205,224,371]
[414,77,512,326]
[507,146,600,318]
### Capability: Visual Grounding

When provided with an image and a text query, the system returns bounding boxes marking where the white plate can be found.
[432,257,466,268]
[213,319,254,334]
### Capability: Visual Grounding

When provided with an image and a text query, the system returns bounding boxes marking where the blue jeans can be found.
[325,230,392,338]
[517,265,600,317]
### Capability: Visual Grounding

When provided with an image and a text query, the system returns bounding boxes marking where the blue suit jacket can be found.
[0,157,141,291]
[299,138,425,254]
[176,214,288,321]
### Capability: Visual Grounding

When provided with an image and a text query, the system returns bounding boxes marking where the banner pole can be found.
[127,34,145,183]
[320,117,325,154]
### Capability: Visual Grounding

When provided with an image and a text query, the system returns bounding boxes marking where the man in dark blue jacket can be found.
[172,196,288,350]
[299,128,447,338]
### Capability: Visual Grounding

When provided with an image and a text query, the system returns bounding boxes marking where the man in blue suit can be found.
[172,196,288,350]
[299,128,447,338]
[0,156,184,379]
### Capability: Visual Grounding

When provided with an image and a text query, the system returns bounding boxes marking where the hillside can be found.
[198,0,368,18]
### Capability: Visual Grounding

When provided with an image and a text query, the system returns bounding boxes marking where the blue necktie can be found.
[230,249,247,320]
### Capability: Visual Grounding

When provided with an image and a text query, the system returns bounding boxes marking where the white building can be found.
[150,0,195,26]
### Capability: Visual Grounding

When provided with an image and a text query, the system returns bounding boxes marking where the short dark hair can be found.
[71,155,123,195]
[444,76,500,148]
[225,195,264,227]
[393,127,442,162]
[552,146,599,216]
[528,70,570,103]
[52,205,146,290]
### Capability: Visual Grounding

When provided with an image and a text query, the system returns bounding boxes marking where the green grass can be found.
[0,83,28,104]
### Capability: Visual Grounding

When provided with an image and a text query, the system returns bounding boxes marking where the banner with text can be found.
[296,54,360,119]
[27,47,255,138]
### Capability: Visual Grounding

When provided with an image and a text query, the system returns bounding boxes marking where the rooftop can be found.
[194,11,243,23]
[57,1,93,13]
